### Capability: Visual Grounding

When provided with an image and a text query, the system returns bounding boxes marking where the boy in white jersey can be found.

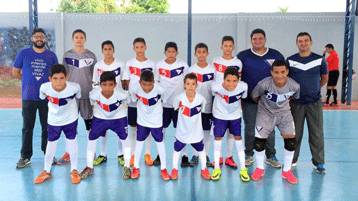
[129,71,170,180]
[154,41,189,166]
[80,71,132,179]
[188,43,215,167]
[125,37,155,166]
[170,73,211,180]
[250,59,300,184]
[211,68,249,182]
[211,36,243,169]
[92,40,129,166]
[34,64,81,184]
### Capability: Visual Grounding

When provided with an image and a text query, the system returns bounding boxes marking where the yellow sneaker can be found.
[211,168,221,180]
[240,168,250,182]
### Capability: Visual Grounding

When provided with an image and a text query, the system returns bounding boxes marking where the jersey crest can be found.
[45,94,76,106]
[179,101,201,117]
[129,66,152,77]
[265,59,275,66]
[215,91,244,104]
[159,66,185,78]
[136,94,161,106]
[96,100,123,112]
[192,72,214,83]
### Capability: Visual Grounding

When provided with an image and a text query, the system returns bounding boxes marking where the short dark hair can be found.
[133,37,146,46]
[222,36,234,45]
[140,70,154,82]
[50,64,67,77]
[102,40,114,50]
[184,73,197,83]
[296,32,312,42]
[100,71,116,83]
[250,29,266,39]
[195,43,208,52]
[325,43,334,49]
[32,28,45,36]
[165,41,178,51]
[271,59,288,70]
[72,29,86,38]
[224,68,240,79]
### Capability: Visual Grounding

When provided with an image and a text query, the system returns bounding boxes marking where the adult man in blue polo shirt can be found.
[12,28,58,168]
[287,32,328,174]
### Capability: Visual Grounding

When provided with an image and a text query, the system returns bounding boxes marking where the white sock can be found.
[181,145,188,156]
[86,139,97,169]
[192,147,198,156]
[172,150,181,170]
[121,137,131,167]
[129,126,137,153]
[162,128,166,141]
[227,132,234,157]
[198,150,207,170]
[117,136,123,156]
[235,140,245,170]
[44,140,58,172]
[65,138,69,153]
[134,141,144,168]
[100,131,108,156]
[214,140,222,169]
[255,150,266,170]
[203,130,211,156]
[67,137,78,171]
[145,133,152,155]
[283,148,294,172]
[156,141,166,170]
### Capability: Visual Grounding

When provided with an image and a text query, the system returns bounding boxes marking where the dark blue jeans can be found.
[21,99,48,159]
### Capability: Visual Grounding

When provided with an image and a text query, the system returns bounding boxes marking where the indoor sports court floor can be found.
[1,106,357,201]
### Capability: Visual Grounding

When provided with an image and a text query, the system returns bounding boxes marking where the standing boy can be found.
[250,59,300,184]
[323,43,339,106]
[34,64,81,184]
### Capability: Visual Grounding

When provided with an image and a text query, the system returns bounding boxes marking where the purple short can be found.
[174,139,204,152]
[89,117,128,140]
[163,107,178,128]
[127,107,137,126]
[47,120,78,142]
[137,124,163,142]
[213,117,242,138]
[202,113,213,131]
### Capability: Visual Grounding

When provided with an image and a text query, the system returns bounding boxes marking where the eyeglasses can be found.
[33,35,46,39]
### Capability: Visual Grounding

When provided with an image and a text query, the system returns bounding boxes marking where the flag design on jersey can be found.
[45,94,76,106]
[96,100,123,112]
[159,66,185,78]
[215,91,245,104]
[97,67,121,78]
[136,94,161,106]
[179,101,201,117]
[192,72,214,83]
[64,57,94,68]
[264,90,295,103]
[213,63,241,74]
[129,66,153,76]
[265,59,275,66]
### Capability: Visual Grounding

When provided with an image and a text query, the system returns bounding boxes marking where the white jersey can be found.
[39,82,81,126]
[212,81,248,120]
[173,92,206,143]
[90,87,130,120]
[92,59,128,90]
[125,58,155,108]
[130,82,165,128]
[188,63,215,113]
[155,58,189,108]
[212,56,242,84]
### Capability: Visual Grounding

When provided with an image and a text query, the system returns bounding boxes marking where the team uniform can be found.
[251,76,300,183]
[34,82,81,184]
[325,50,340,105]
[129,82,169,179]
[211,81,249,181]
[170,91,211,179]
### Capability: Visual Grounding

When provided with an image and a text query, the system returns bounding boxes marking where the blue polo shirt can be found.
[13,47,58,101]
[287,52,328,105]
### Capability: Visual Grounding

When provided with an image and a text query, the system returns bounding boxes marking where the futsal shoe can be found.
[16,158,31,169]
[245,155,254,166]
[131,167,140,179]
[201,168,211,180]
[282,169,298,184]
[181,155,190,168]
[313,164,326,174]
[170,168,178,180]
[144,154,154,166]
[225,157,238,169]
[71,170,81,184]
[206,156,213,167]
[79,166,94,179]
[251,168,264,181]
[130,154,135,166]
[265,156,282,168]
[161,169,171,181]
[118,155,125,166]
[330,102,338,107]
[189,155,199,167]
[34,170,52,183]
[211,157,223,167]
[57,152,70,165]
[240,168,250,182]
[153,155,161,166]
[211,168,221,180]
[323,102,330,107]
[123,166,131,179]
[93,155,107,166]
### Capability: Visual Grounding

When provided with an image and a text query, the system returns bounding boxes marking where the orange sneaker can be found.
[71,170,81,184]
[57,152,70,165]
[161,168,171,181]
[170,168,178,180]
[144,154,154,166]
[225,156,238,169]
[130,154,135,166]
[131,167,140,179]
[211,157,223,167]
[201,168,211,180]
[34,170,52,183]
[251,168,264,181]
[282,169,298,184]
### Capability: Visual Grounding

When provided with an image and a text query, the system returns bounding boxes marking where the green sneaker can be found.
[240,168,250,182]
[211,168,221,180]
[93,155,107,166]
[118,155,125,166]
[123,166,131,179]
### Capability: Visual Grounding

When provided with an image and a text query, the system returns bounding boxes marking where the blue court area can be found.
[1,109,357,201]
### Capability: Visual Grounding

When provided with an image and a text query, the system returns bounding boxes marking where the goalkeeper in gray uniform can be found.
[250,59,300,184]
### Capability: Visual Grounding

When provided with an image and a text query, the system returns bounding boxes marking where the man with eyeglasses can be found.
[12,28,58,169]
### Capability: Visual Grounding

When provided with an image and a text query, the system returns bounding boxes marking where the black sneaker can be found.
[153,155,161,166]
[181,155,190,168]
[16,158,31,169]
[52,157,57,165]
[313,164,326,174]
[189,155,199,167]
[206,155,213,167]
